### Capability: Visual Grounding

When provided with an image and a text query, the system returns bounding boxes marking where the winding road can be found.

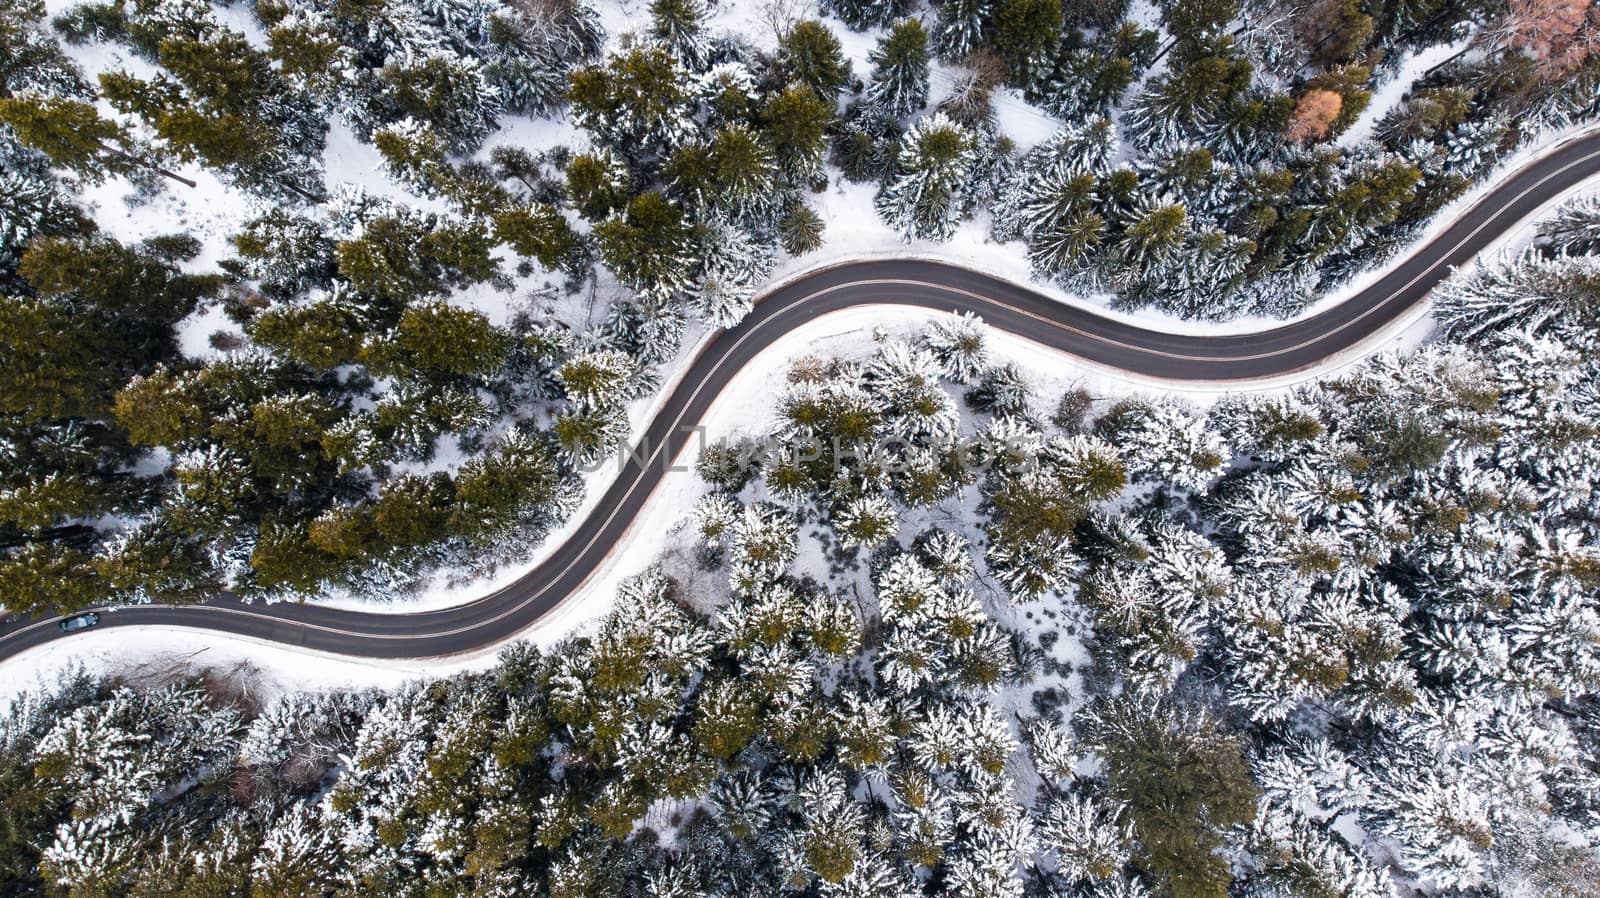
[4,132,1600,665]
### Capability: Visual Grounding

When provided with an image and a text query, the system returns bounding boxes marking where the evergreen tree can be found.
[650,0,711,70]
[99,3,326,199]
[1083,698,1258,898]
[821,0,916,31]
[761,84,834,185]
[377,52,503,153]
[568,45,693,161]
[991,0,1063,86]
[1538,194,1600,256]
[565,149,632,220]
[865,19,931,119]
[449,431,565,543]
[779,202,826,255]
[371,301,513,379]
[922,311,988,382]
[0,94,193,187]
[778,20,854,101]
[932,0,992,61]
[707,123,779,222]
[875,113,977,241]
[694,219,776,328]
[594,191,698,300]
[493,202,585,274]
[335,211,499,310]
[0,295,118,420]
[229,209,338,300]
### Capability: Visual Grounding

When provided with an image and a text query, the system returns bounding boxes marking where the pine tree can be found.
[1537,194,1600,256]
[650,0,710,70]
[492,201,585,273]
[779,202,826,255]
[568,45,693,161]
[875,113,976,241]
[865,19,931,119]
[695,62,760,126]
[761,84,834,185]
[707,123,779,222]
[249,295,367,370]
[0,295,118,420]
[778,20,854,100]
[922,311,988,382]
[1037,792,1134,883]
[834,493,898,548]
[557,350,635,409]
[966,363,1032,416]
[692,677,764,759]
[230,209,337,300]
[334,211,499,309]
[371,301,513,379]
[565,149,632,220]
[991,0,1062,85]
[694,218,776,328]
[0,0,87,98]
[1104,201,1190,291]
[0,541,103,615]
[378,51,503,153]
[821,0,915,31]
[0,94,193,187]
[594,191,698,300]
[449,431,565,543]
[371,118,455,195]
[932,0,992,61]
[1093,397,1224,491]
[1083,698,1258,898]
[99,5,326,199]
[600,294,686,366]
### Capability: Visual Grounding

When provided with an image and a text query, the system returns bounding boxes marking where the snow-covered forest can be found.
[3,0,1597,614]
[6,232,1600,895]
[2,0,1600,894]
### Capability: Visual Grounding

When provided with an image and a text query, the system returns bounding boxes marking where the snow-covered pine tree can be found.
[1035,792,1133,884]
[932,0,991,61]
[594,191,699,300]
[1538,193,1600,256]
[1093,397,1224,491]
[568,45,694,162]
[706,122,780,224]
[834,492,898,548]
[921,312,988,383]
[864,19,931,120]
[821,0,916,31]
[693,217,776,328]
[875,113,977,242]
[650,0,711,70]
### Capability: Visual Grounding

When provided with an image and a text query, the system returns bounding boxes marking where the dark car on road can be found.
[58,612,100,633]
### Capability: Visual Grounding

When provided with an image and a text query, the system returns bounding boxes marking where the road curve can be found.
[4,132,1600,664]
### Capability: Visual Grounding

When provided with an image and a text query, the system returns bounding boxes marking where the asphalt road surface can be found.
[5,132,1600,664]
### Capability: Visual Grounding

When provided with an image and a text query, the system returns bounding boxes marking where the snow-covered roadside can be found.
[0,626,476,708]
[794,121,1600,342]
[1309,121,1600,315]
